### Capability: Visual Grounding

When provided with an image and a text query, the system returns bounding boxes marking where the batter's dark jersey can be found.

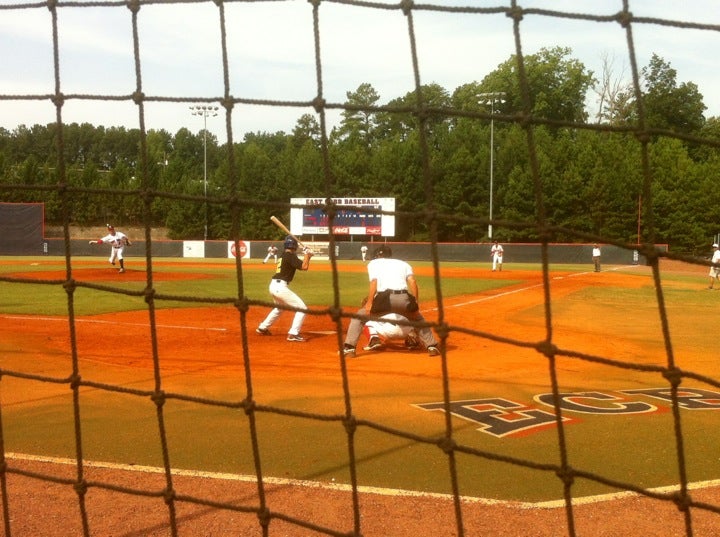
[272,251,303,283]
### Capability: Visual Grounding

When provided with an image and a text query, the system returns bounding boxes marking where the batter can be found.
[256,235,314,342]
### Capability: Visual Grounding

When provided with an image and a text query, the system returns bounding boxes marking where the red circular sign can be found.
[230,241,247,258]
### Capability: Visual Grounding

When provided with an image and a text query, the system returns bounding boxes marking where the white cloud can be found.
[1,0,719,142]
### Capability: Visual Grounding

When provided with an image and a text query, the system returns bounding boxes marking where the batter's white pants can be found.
[258,279,307,336]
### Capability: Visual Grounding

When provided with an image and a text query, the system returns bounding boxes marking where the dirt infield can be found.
[6,454,720,537]
[2,260,720,535]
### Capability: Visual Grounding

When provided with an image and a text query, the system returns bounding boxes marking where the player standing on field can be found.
[361,245,368,262]
[708,243,720,289]
[491,241,504,271]
[592,243,602,272]
[89,224,131,273]
[256,236,314,342]
[342,245,439,357]
[263,244,278,264]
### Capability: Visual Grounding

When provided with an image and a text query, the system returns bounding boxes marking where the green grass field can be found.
[0,256,516,316]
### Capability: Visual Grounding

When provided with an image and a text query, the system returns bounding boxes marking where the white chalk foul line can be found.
[8,452,719,509]
[1,315,228,332]
[433,265,637,312]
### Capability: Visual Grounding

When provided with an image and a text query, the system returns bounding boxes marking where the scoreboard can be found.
[290,197,396,237]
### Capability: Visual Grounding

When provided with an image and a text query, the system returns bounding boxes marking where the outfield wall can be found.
[30,238,661,265]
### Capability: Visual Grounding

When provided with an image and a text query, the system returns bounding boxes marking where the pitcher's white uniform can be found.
[90,224,130,273]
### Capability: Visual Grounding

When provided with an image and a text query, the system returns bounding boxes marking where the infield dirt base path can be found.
[2,260,720,536]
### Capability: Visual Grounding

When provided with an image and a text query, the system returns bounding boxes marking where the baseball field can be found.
[1,255,720,536]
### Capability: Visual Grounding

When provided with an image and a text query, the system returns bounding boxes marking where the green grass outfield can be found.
[3,256,708,316]
[0,256,521,315]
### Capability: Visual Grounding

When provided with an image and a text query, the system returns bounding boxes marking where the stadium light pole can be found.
[478,92,506,239]
[189,105,219,241]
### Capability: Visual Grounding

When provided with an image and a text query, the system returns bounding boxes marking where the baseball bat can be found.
[270,215,308,250]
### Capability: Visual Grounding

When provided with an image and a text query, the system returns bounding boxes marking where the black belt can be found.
[389,289,408,294]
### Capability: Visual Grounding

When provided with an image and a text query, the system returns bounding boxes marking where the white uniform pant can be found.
[492,254,502,270]
[258,279,306,336]
[364,314,415,344]
[109,246,124,264]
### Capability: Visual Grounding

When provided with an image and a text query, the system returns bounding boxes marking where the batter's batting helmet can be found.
[284,236,298,250]
[372,245,392,259]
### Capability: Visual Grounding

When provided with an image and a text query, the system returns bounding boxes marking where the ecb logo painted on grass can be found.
[415,387,720,438]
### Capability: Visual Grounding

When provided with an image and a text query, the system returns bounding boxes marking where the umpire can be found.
[342,245,439,358]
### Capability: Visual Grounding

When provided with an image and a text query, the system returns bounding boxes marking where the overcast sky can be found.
[1,0,719,144]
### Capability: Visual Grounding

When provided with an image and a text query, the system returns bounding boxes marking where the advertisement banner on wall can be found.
[183,241,205,258]
[227,240,250,259]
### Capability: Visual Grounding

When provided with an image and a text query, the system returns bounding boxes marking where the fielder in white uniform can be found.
[89,224,131,273]
[709,243,720,289]
[263,245,278,264]
[256,236,314,342]
[491,241,504,271]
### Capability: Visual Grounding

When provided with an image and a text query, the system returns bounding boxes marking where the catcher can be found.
[363,311,421,352]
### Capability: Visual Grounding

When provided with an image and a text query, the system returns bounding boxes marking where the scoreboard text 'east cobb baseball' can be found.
[290,198,396,237]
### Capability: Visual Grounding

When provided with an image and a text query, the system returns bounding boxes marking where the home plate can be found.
[307,330,337,335]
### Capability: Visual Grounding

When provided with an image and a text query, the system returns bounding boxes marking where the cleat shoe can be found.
[287,334,306,342]
[427,345,440,356]
[363,336,383,351]
[256,327,271,336]
[118,268,125,273]
[342,346,356,358]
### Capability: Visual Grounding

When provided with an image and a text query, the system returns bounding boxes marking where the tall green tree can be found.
[641,54,706,135]
[480,46,596,123]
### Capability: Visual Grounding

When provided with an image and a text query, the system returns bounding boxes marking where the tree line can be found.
[1,47,719,254]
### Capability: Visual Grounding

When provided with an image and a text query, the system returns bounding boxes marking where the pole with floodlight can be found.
[189,105,219,241]
[477,92,506,239]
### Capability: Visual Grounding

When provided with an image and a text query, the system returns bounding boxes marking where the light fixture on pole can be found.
[189,105,219,241]
[477,92,506,239]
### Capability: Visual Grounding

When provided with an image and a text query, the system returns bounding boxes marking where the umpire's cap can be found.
[372,245,392,259]
[284,236,298,250]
